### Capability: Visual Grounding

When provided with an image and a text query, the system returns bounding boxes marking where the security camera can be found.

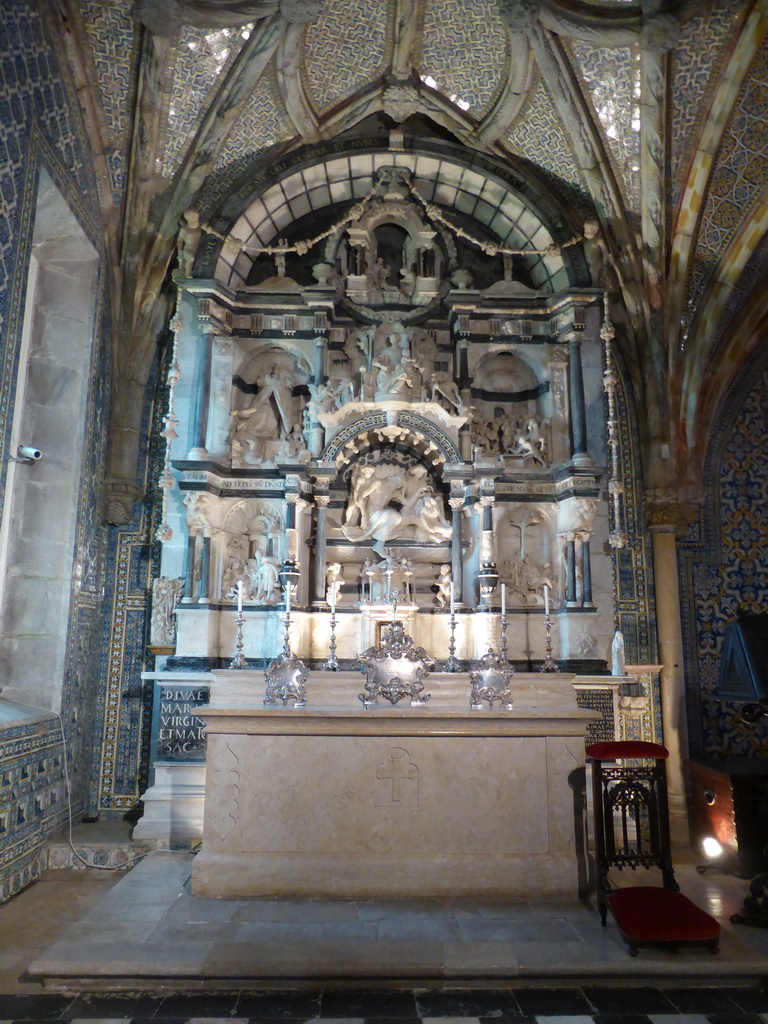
[17,445,42,462]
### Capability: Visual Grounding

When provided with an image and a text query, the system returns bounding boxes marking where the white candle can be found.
[450,582,455,616]
[330,584,336,615]
[543,584,550,617]
[501,583,506,618]
[285,582,291,615]
[236,579,243,615]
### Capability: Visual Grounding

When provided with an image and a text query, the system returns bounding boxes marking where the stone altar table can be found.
[192,671,596,899]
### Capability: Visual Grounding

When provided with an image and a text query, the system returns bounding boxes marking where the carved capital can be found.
[449,497,465,512]
[315,494,331,508]
[644,488,701,534]
[105,481,142,525]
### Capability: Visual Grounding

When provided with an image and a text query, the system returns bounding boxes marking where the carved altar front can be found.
[192,670,595,899]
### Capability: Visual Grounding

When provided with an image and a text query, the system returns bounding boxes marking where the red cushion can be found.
[587,741,669,761]
[607,887,720,942]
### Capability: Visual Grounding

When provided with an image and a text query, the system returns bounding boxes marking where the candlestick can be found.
[500,584,508,663]
[447,608,458,673]
[236,578,243,615]
[229,610,246,669]
[540,604,557,673]
[324,608,338,671]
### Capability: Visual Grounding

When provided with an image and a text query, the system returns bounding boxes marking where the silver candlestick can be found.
[500,612,509,663]
[540,610,557,672]
[447,609,458,672]
[230,611,246,669]
[324,609,339,671]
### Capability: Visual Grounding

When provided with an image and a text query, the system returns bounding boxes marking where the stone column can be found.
[313,496,331,604]
[198,534,211,603]
[568,334,591,466]
[580,534,593,607]
[449,497,464,606]
[189,331,214,459]
[564,533,578,606]
[183,534,197,601]
[645,491,700,846]
[313,335,328,385]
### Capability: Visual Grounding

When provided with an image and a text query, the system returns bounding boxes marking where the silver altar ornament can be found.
[469,648,514,709]
[357,620,434,707]
[264,650,308,707]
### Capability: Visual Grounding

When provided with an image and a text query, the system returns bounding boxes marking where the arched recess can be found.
[206,138,589,292]
[324,412,462,468]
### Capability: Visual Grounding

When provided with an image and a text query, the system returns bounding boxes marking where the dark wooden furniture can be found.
[588,741,721,957]
[687,758,768,877]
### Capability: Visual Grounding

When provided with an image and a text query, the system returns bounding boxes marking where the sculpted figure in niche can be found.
[512,417,548,465]
[150,577,185,645]
[246,552,281,604]
[343,462,451,557]
[230,363,300,460]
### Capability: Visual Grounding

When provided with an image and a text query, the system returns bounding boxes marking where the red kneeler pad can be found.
[606,886,721,956]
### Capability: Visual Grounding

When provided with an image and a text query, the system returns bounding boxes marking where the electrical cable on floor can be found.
[22,699,179,872]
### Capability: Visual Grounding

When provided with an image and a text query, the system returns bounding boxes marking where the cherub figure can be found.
[434,564,452,609]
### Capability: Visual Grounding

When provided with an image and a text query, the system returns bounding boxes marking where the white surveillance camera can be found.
[17,445,42,461]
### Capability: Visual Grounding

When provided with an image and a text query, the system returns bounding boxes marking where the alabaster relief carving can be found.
[220,500,283,603]
[498,507,554,606]
[229,354,310,467]
[342,461,451,557]
[375,747,419,807]
[150,577,185,646]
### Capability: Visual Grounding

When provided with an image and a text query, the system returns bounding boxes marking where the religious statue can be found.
[326,562,343,607]
[429,371,462,412]
[150,576,185,646]
[511,417,548,465]
[245,553,281,604]
[612,630,626,675]
[434,564,452,609]
[342,462,451,557]
[176,209,201,279]
[230,363,300,461]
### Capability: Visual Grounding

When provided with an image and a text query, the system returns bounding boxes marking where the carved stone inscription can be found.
[375,746,419,807]
[154,684,209,760]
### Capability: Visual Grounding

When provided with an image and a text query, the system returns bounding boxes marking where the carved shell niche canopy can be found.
[222,499,283,539]
[472,351,538,393]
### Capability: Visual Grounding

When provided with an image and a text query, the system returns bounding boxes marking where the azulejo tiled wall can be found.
[679,354,768,758]
[0,2,112,899]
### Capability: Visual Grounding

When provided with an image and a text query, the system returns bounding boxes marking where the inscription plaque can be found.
[152,682,210,762]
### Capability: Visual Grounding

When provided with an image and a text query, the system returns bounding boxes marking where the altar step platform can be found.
[27,850,768,992]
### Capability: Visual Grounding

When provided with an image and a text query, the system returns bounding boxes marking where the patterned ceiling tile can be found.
[420,0,507,116]
[160,23,253,178]
[303,0,388,113]
[569,40,641,212]
[79,0,135,205]
[688,43,768,314]
[196,72,294,215]
[505,74,587,204]
[670,0,747,207]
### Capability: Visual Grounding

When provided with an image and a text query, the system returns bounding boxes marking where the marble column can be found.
[568,335,591,467]
[449,497,464,606]
[580,534,593,607]
[645,492,700,846]
[188,331,214,459]
[198,535,211,603]
[564,533,578,606]
[313,495,330,605]
[313,335,328,386]
[183,534,197,601]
